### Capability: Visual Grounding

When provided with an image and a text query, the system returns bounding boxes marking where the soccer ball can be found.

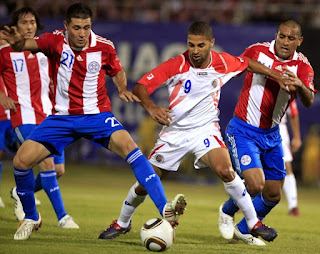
[140,218,175,252]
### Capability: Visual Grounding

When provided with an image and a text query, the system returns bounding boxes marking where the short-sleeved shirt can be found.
[235,40,315,129]
[35,30,122,115]
[138,50,249,131]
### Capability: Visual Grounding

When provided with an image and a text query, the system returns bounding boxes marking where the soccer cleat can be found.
[162,193,187,227]
[98,220,132,239]
[234,225,266,246]
[218,204,234,239]
[14,213,42,240]
[288,207,300,217]
[10,187,25,221]
[0,196,5,208]
[58,215,79,229]
[250,220,278,242]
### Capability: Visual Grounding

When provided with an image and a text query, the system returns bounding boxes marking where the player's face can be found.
[275,25,303,60]
[16,13,37,39]
[187,35,214,68]
[64,17,91,48]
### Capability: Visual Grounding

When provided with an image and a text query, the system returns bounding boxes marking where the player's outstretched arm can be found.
[1,25,38,52]
[246,57,289,93]
[112,69,140,103]
[133,83,172,126]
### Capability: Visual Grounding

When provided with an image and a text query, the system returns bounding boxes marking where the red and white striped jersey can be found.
[138,50,249,130]
[0,44,52,128]
[280,99,299,126]
[235,40,315,129]
[35,30,122,115]
[0,76,10,121]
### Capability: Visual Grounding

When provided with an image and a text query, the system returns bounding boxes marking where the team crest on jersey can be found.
[155,154,164,163]
[39,58,47,67]
[88,61,100,73]
[212,79,218,88]
[240,155,251,166]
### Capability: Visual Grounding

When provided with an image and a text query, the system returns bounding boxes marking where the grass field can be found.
[0,162,319,254]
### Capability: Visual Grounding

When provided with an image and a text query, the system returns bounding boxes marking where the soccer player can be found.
[98,21,284,242]
[0,75,19,208]
[280,99,301,216]
[219,19,315,245]
[1,3,187,240]
[0,8,79,232]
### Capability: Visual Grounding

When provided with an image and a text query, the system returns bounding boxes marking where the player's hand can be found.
[291,137,302,153]
[118,89,141,103]
[148,105,172,126]
[0,94,19,112]
[282,67,303,92]
[0,25,23,45]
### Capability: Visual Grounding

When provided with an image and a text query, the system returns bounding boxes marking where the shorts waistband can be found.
[232,116,279,134]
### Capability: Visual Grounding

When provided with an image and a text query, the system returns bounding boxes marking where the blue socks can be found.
[222,198,240,216]
[40,170,67,221]
[14,167,38,220]
[34,173,42,192]
[126,148,167,215]
[237,193,278,234]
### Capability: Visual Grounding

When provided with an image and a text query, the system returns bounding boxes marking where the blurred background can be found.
[1,0,319,186]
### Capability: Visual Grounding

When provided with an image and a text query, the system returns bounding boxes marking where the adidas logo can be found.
[76,55,83,61]
[275,65,283,72]
[27,53,35,59]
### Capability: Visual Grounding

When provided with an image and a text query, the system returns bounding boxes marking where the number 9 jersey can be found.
[138,50,249,131]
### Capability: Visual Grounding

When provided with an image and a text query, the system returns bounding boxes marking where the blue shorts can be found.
[0,120,18,151]
[15,124,65,163]
[27,112,126,156]
[225,117,286,180]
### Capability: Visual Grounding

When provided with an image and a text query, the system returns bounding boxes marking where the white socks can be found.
[283,174,298,210]
[117,182,147,228]
[224,174,258,230]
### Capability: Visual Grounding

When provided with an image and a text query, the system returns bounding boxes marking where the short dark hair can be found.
[277,19,302,37]
[66,3,92,24]
[9,7,44,30]
[187,21,213,41]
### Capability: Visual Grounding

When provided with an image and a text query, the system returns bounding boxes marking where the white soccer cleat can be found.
[58,215,79,229]
[218,204,234,240]
[0,196,5,208]
[10,187,25,221]
[162,193,187,227]
[35,196,41,206]
[14,213,42,240]
[234,225,266,246]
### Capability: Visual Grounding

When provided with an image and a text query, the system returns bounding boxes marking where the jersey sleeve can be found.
[137,55,184,95]
[35,32,57,57]
[218,52,249,73]
[297,61,316,92]
[104,50,122,77]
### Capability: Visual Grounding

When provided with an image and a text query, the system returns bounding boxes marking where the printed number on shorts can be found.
[204,138,210,148]
[184,80,192,93]
[60,51,74,68]
[105,117,120,127]
[12,59,24,72]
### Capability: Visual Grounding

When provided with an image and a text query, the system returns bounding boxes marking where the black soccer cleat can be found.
[250,220,278,242]
[98,220,132,239]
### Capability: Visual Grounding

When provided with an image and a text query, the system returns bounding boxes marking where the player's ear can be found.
[63,21,68,30]
[211,38,215,48]
[297,36,303,47]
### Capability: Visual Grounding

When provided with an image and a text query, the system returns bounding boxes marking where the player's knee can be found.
[216,166,236,182]
[246,182,264,196]
[135,184,148,196]
[55,164,65,178]
[13,153,32,169]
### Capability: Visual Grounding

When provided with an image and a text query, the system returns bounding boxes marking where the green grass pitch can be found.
[0,162,319,254]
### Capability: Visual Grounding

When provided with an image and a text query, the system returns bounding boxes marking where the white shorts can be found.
[148,122,226,171]
[279,123,293,163]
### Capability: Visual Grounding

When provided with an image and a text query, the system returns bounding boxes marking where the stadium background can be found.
[1,0,319,185]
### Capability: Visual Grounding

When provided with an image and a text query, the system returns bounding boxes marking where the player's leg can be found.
[0,150,4,208]
[13,139,50,240]
[283,161,299,215]
[0,121,7,208]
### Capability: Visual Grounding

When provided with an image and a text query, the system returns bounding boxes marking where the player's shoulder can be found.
[296,52,312,67]
[0,43,11,52]
[247,41,271,50]
[94,33,116,49]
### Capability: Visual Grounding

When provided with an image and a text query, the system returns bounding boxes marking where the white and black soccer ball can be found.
[140,218,175,252]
